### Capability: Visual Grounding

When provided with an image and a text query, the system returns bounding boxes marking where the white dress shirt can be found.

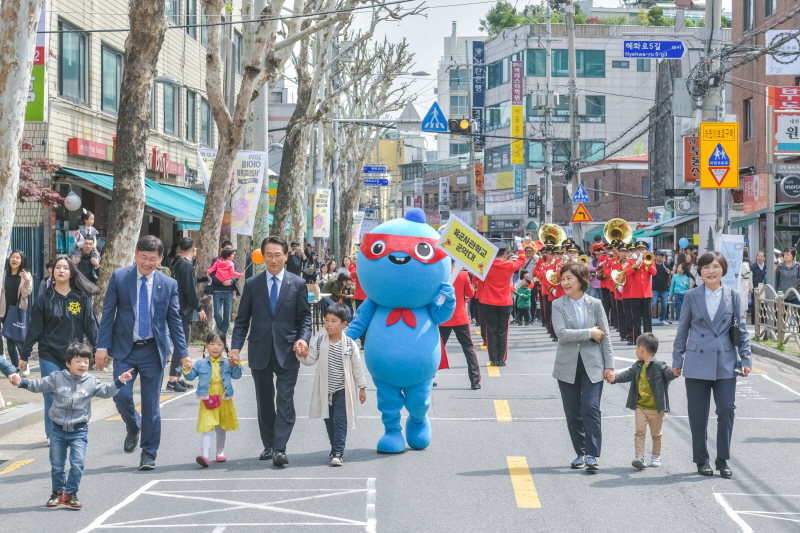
[570,295,586,329]
[705,286,723,320]
[134,269,155,341]
[267,269,286,300]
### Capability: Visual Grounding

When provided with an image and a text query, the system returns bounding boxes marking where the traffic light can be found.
[448,119,471,134]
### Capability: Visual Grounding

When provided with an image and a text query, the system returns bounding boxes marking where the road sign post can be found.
[570,203,593,223]
[699,122,739,189]
[623,41,685,59]
[363,164,388,174]
[421,102,448,133]
[363,178,389,187]
[571,184,590,203]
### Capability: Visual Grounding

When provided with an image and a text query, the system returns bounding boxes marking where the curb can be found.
[0,402,43,439]
[751,342,800,371]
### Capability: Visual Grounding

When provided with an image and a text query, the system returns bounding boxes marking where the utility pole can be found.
[697,0,722,253]
[566,0,582,243]
[466,40,478,229]
[766,107,776,287]
[544,4,553,224]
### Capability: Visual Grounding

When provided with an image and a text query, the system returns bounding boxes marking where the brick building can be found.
[731,0,800,251]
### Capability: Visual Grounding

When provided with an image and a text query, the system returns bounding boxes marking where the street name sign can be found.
[699,122,739,189]
[437,214,499,281]
[571,184,590,203]
[363,178,389,186]
[623,40,685,59]
[421,102,448,132]
[570,203,593,223]
[363,164,387,174]
[665,188,694,197]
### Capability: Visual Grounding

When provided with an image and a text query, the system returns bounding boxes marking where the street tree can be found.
[329,37,413,261]
[0,0,45,262]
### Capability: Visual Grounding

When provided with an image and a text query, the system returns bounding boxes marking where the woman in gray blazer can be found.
[552,262,615,472]
[672,251,752,478]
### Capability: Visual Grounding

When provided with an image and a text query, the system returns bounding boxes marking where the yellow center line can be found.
[0,459,34,476]
[106,394,174,421]
[479,343,487,351]
[751,367,766,374]
[494,400,512,422]
[507,456,541,508]
[486,362,501,377]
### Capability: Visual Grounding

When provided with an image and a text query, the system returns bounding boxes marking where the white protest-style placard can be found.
[437,214,499,284]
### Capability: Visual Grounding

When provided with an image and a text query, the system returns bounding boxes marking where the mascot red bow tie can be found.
[386,308,417,328]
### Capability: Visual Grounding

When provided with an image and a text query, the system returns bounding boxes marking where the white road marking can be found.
[759,374,800,397]
[365,478,377,533]
[77,480,159,533]
[159,390,195,407]
[714,493,754,533]
[614,357,637,362]
[212,527,226,533]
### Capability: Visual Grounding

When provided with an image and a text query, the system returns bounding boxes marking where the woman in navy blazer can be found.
[672,252,752,478]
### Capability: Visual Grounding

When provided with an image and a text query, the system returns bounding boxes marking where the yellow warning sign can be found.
[699,122,739,189]
[570,203,593,223]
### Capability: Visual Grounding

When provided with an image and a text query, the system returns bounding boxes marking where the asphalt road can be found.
[1,317,799,533]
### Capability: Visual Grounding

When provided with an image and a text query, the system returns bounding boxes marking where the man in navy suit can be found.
[230,235,311,467]
[95,235,190,470]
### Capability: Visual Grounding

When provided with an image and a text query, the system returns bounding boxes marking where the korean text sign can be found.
[437,215,499,280]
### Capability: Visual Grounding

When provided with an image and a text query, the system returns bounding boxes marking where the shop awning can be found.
[582,225,605,243]
[635,228,663,238]
[657,214,698,229]
[525,221,538,231]
[729,205,793,229]
[57,168,205,230]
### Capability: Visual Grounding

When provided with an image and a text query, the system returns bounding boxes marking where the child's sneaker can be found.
[45,491,63,507]
[215,455,227,462]
[196,455,210,468]
[632,456,647,469]
[331,454,343,467]
[63,492,82,510]
[649,455,661,467]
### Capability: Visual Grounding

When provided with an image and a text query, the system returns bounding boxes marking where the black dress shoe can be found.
[259,448,273,460]
[139,451,156,470]
[497,361,506,367]
[716,459,732,478]
[273,451,289,467]
[124,431,140,454]
[471,382,481,390]
[179,380,194,390]
[697,461,714,476]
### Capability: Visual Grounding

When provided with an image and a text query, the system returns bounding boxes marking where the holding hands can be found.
[293,340,309,358]
[119,369,134,383]
[672,368,682,377]
[603,368,615,383]
[182,359,195,373]
[8,373,21,387]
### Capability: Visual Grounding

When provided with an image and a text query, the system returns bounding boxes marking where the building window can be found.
[450,95,467,116]
[151,82,157,130]
[765,0,776,18]
[166,0,180,24]
[563,187,570,204]
[637,58,651,72]
[526,141,545,169]
[553,50,605,78]
[642,177,650,198]
[486,101,511,130]
[164,84,178,136]
[186,91,196,142]
[200,97,211,147]
[744,98,753,140]
[744,0,754,30]
[406,196,411,207]
[449,143,469,156]
[612,60,629,68]
[595,178,601,202]
[201,13,208,47]
[487,60,504,89]
[526,49,546,76]
[186,0,197,38]
[58,21,88,104]
[585,95,605,118]
[101,46,123,114]
[234,31,243,74]
[449,69,467,91]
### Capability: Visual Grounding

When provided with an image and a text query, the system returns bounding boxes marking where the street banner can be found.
[25,3,48,122]
[313,188,332,238]
[437,214,499,282]
[743,174,768,214]
[475,162,484,195]
[514,166,525,198]
[439,176,450,205]
[683,136,700,183]
[718,234,745,292]
[767,86,800,110]
[511,61,524,165]
[472,41,485,108]
[269,182,278,212]
[774,111,800,154]
[196,149,267,236]
[351,211,365,244]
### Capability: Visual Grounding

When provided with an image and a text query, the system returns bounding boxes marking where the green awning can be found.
[58,168,205,230]
[634,228,663,238]
[582,225,605,243]
[526,221,538,231]
[730,205,793,229]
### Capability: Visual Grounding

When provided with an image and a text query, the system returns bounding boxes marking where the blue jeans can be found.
[39,359,63,439]
[674,294,685,320]
[587,287,601,300]
[324,389,348,455]
[213,291,233,334]
[516,307,532,323]
[50,423,88,493]
[651,291,669,321]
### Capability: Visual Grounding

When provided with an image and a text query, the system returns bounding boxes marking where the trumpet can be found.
[642,251,655,267]
[578,255,590,264]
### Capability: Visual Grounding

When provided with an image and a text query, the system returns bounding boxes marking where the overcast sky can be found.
[355,0,734,119]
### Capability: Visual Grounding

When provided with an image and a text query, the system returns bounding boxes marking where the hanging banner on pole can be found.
[313,188,332,238]
[25,3,48,122]
[196,149,267,236]
[472,41,485,108]
[718,234,745,292]
[511,60,525,165]
[437,214,499,280]
[351,211,365,244]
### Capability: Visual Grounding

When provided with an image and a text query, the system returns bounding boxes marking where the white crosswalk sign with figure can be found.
[571,184,590,203]
[422,102,448,132]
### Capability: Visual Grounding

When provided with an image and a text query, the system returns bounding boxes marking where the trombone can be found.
[642,251,655,267]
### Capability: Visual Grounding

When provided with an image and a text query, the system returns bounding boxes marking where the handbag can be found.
[729,314,745,375]
[202,395,221,410]
[2,305,30,342]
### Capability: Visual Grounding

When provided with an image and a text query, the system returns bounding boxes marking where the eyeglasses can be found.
[263,253,285,260]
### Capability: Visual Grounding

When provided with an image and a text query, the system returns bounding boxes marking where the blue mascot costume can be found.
[347,209,456,453]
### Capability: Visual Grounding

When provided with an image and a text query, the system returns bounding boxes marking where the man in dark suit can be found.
[95,235,190,470]
[230,235,311,467]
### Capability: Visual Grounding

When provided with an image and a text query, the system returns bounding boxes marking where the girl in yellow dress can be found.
[182,331,242,467]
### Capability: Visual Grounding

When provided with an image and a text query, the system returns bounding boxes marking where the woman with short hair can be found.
[672,251,752,478]
[551,263,615,472]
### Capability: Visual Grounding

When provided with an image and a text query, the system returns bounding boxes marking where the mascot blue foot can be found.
[405,416,431,450]
[377,430,406,454]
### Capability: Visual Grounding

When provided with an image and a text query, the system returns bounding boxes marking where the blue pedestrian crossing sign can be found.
[708,143,731,166]
[421,102,448,132]
[571,184,590,203]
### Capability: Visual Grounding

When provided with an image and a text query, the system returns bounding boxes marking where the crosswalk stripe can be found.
[494,400,512,422]
[507,456,541,508]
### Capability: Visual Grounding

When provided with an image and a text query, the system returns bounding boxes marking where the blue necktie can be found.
[270,276,279,314]
[138,276,150,339]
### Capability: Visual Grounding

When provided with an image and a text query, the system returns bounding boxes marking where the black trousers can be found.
[546,299,555,337]
[685,377,736,464]
[621,298,633,340]
[600,288,612,322]
[557,357,604,458]
[251,352,300,453]
[484,304,512,363]
[539,291,547,326]
[169,317,193,378]
[439,324,481,384]
[630,297,652,341]
[476,301,488,345]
